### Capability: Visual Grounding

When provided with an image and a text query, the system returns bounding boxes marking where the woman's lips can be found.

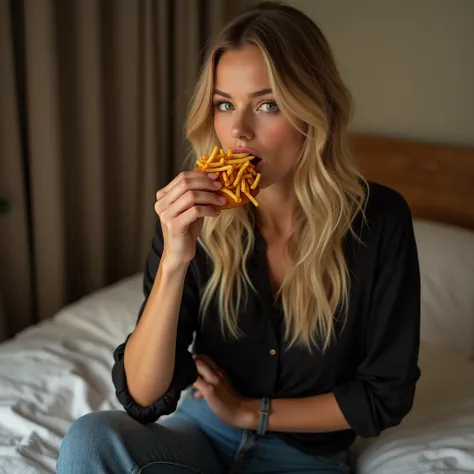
[232,147,257,155]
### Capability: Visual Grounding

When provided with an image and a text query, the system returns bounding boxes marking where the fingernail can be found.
[219,196,227,204]
[213,181,222,188]
[207,173,217,180]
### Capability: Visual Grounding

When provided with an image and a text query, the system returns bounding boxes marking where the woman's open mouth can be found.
[251,156,264,173]
[231,148,264,173]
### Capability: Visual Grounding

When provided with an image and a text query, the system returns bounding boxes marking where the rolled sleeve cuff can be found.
[333,380,380,438]
[112,346,197,424]
[333,376,418,438]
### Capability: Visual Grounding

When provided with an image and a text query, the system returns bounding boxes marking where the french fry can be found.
[203,160,225,167]
[233,161,249,188]
[221,187,241,203]
[226,157,254,165]
[203,146,219,169]
[243,189,259,206]
[250,173,261,190]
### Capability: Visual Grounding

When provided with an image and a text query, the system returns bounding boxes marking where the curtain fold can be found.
[0,0,226,342]
[0,0,34,339]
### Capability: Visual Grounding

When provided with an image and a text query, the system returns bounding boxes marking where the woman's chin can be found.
[258,175,283,190]
[255,173,295,196]
[257,176,270,189]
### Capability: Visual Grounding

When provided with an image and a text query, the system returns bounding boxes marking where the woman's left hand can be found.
[192,354,253,428]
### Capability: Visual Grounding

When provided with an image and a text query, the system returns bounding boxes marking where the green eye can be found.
[260,101,279,113]
[215,101,234,112]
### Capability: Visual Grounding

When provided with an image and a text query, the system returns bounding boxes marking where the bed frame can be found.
[350,134,474,230]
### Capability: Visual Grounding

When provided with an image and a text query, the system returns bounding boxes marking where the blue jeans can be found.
[57,389,352,473]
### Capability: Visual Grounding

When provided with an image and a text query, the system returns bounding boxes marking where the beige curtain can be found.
[0,0,226,342]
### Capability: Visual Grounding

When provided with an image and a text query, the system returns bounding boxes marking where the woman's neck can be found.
[255,181,295,235]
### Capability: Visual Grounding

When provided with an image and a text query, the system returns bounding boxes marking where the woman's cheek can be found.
[213,119,222,142]
[213,115,229,142]
[260,120,301,151]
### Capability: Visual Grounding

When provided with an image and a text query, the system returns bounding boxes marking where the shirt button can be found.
[269,348,277,356]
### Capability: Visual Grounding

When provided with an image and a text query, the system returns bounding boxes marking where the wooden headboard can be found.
[350,134,474,230]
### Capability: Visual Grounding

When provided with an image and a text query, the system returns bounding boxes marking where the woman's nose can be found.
[231,115,254,141]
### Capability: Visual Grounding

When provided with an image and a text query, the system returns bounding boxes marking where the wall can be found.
[226,0,474,147]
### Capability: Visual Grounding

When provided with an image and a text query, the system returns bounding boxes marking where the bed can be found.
[1,134,473,473]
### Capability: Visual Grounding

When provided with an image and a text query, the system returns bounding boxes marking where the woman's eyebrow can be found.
[213,88,273,99]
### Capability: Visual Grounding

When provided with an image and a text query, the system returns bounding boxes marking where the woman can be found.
[57,2,420,473]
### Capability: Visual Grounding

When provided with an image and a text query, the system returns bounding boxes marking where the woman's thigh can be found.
[231,432,351,474]
[57,410,223,474]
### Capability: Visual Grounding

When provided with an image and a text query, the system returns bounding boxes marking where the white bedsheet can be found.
[0,273,473,473]
[353,342,474,473]
[0,275,142,473]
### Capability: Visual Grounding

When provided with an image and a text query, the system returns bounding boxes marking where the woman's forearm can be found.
[124,258,189,407]
[242,393,350,433]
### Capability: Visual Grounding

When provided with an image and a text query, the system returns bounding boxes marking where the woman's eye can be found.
[259,101,279,113]
[215,101,234,112]
[213,100,279,113]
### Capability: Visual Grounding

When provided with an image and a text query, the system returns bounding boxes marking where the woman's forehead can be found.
[214,46,271,95]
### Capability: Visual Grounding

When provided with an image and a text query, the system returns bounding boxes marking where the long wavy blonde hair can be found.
[185,1,367,352]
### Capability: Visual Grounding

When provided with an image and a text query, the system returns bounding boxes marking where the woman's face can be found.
[213,44,303,190]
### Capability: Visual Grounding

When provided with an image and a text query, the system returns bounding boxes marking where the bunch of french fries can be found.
[195,146,261,207]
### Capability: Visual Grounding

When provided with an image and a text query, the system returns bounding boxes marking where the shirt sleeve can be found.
[111,220,198,423]
[333,196,421,437]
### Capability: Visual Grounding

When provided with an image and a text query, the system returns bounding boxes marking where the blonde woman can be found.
[58,2,420,473]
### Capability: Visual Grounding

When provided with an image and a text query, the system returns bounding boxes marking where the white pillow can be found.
[353,342,474,473]
[52,273,143,344]
[413,219,474,361]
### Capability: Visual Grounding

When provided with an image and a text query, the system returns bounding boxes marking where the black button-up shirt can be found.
[112,182,421,457]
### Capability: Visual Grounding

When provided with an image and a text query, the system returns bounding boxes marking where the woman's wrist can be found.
[237,398,262,430]
[160,253,190,276]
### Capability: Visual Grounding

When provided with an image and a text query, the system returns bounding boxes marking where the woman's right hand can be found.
[155,171,226,266]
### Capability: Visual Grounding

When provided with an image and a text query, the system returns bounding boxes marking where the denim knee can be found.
[57,410,131,473]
